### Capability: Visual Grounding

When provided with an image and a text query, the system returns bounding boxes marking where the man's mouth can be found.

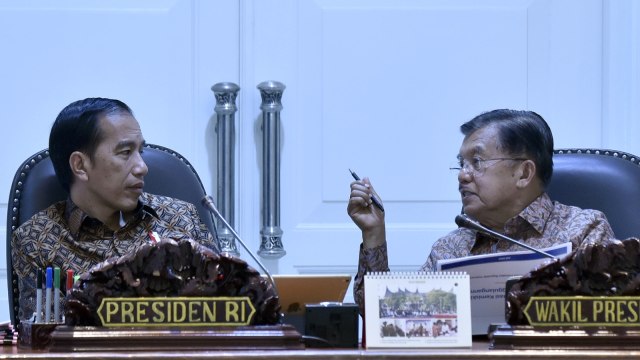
[129,182,144,192]
[460,189,475,199]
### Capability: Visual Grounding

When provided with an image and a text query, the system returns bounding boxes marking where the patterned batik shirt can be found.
[11,192,220,321]
[353,193,616,315]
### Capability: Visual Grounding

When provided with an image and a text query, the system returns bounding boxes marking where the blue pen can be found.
[35,269,43,323]
[349,169,385,212]
[45,267,52,323]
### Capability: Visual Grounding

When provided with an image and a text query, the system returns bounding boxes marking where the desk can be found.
[1,340,640,359]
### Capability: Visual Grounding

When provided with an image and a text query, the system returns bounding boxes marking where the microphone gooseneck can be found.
[454,214,556,259]
[202,195,280,300]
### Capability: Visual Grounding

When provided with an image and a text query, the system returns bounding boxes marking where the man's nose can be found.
[133,153,148,176]
[457,166,473,183]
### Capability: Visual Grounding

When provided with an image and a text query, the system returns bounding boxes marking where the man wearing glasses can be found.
[347,109,615,314]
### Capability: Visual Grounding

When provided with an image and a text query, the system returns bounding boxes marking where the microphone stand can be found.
[202,196,280,300]
[455,214,556,259]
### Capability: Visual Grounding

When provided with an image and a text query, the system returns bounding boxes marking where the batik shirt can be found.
[353,193,615,314]
[11,192,219,321]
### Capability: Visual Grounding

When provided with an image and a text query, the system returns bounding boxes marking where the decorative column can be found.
[257,81,286,259]
[211,82,240,256]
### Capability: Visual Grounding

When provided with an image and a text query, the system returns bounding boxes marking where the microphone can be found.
[454,214,556,259]
[202,195,280,300]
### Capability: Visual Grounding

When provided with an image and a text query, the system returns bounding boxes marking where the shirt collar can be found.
[470,192,552,250]
[514,192,553,235]
[64,194,159,237]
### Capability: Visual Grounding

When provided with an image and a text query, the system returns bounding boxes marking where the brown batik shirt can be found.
[11,192,219,321]
[353,193,616,314]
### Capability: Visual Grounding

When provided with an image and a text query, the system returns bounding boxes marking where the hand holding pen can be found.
[348,169,387,249]
[349,169,385,212]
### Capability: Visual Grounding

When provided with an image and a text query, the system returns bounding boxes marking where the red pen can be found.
[66,269,74,296]
[148,231,159,244]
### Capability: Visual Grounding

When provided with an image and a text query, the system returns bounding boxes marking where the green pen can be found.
[53,267,61,323]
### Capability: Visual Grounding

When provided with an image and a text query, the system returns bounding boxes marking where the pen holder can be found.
[18,321,60,350]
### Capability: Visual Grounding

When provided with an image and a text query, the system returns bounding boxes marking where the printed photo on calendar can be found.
[377,286,458,339]
[364,272,471,348]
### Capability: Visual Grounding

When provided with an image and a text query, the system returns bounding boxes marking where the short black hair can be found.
[49,98,133,192]
[460,109,554,186]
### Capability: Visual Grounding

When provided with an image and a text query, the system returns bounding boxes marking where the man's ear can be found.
[515,160,536,189]
[69,151,90,182]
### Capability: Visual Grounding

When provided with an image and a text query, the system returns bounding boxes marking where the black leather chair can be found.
[548,149,640,240]
[6,144,216,325]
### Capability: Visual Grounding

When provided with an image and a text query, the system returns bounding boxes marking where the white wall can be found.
[1,0,639,322]
[0,0,240,321]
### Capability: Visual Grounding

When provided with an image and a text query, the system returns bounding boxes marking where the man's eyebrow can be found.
[115,140,144,150]
[459,145,484,157]
[470,144,486,155]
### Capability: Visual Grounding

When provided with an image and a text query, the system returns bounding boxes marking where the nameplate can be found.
[97,297,256,327]
[524,296,640,327]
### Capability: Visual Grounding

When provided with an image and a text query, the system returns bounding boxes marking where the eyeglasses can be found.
[450,157,527,176]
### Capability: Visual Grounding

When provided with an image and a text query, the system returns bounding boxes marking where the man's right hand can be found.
[347,177,386,248]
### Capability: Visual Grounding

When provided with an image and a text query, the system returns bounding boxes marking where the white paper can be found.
[436,242,572,335]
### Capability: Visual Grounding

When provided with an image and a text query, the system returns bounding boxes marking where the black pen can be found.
[349,169,385,212]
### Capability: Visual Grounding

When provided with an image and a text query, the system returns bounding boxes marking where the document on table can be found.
[436,242,572,335]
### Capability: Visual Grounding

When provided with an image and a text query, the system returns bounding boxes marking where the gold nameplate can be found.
[524,296,640,327]
[96,297,256,327]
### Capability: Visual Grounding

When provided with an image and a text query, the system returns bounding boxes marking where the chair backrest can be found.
[6,143,216,325]
[547,149,640,240]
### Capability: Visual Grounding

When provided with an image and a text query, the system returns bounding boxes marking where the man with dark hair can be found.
[48,98,133,194]
[12,98,220,321]
[348,109,615,313]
